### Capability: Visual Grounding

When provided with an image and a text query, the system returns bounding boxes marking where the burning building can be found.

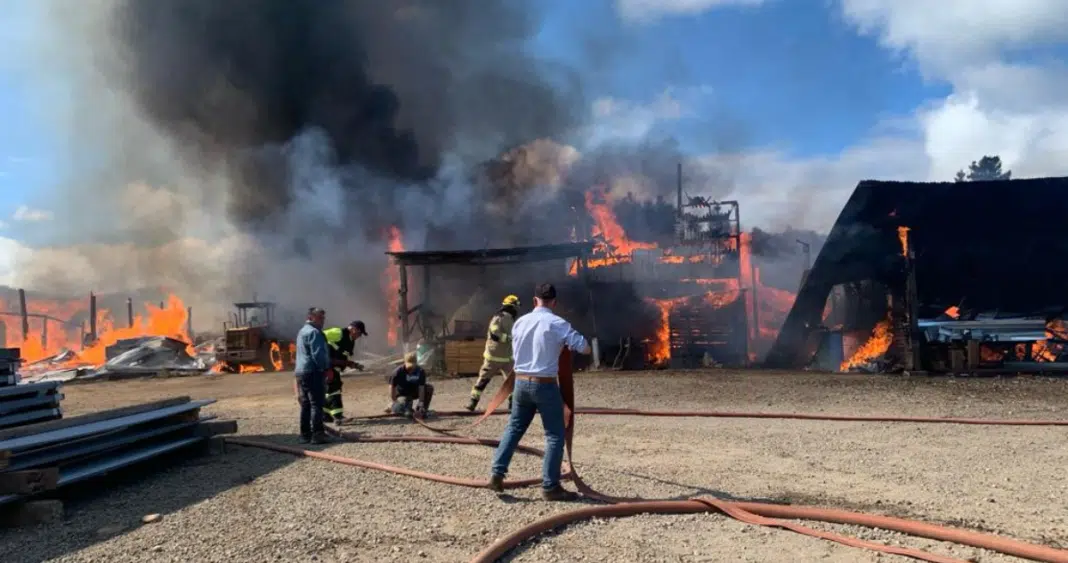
[386,163,806,374]
[766,177,1068,375]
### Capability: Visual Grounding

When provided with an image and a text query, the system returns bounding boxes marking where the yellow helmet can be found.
[502,294,520,307]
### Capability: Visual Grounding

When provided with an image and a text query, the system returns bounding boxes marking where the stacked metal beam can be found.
[0,348,64,429]
[0,397,236,506]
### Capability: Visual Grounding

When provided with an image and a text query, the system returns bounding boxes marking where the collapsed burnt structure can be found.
[385,242,599,375]
[580,177,756,369]
[765,177,1068,374]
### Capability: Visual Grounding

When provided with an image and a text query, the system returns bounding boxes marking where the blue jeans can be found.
[491,379,566,490]
[296,371,326,438]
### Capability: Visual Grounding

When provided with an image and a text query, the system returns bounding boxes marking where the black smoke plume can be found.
[109,0,585,235]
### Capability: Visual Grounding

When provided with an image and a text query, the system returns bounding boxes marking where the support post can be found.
[187,307,194,342]
[420,265,431,339]
[750,260,760,346]
[127,298,134,328]
[583,251,600,370]
[41,320,47,350]
[904,247,922,371]
[17,289,28,343]
[89,292,97,344]
[398,264,409,352]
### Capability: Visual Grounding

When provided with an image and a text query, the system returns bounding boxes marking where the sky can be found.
[2,0,1068,286]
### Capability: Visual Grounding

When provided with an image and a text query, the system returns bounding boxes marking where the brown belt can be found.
[515,374,557,384]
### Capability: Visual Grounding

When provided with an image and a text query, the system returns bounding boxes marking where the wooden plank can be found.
[0,397,191,442]
[0,468,59,494]
[194,420,238,437]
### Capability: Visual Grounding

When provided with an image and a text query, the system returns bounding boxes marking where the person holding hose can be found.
[293,307,332,444]
[465,295,521,412]
[321,320,368,424]
[488,283,590,501]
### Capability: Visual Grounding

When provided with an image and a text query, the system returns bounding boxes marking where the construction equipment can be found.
[216,302,296,372]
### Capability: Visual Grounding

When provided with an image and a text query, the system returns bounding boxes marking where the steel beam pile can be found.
[0,348,63,429]
[0,397,236,506]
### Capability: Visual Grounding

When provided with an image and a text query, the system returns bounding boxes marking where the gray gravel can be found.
[1,370,1066,562]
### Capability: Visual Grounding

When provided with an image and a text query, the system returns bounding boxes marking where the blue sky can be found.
[1,0,1066,250]
[534,0,950,156]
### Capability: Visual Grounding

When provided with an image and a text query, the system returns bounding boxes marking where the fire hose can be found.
[226,354,1068,563]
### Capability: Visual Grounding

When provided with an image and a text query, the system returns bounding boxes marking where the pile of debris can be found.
[0,397,235,513]
[0,349,63,429]
[19,337,212,384]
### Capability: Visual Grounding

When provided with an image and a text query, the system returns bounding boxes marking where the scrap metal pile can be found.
[0,348,63,429]
[0,393,236,510]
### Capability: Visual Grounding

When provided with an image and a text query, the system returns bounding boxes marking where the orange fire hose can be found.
[227,355,1068,563]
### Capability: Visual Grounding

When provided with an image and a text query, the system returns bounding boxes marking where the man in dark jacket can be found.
[388,352,434,417]
[322,320,367,423]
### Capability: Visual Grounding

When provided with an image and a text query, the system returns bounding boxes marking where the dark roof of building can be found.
[386,241,594,267]
[765,176,1068,367]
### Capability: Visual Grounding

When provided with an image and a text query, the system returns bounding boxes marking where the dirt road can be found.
[2,370,1067,562]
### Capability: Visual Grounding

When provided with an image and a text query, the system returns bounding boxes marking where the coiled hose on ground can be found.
[227,354,1068,563]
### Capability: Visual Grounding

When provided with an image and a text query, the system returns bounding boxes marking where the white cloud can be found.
[584,87,713,147]
[12,205,53,222]
[616,0,766,23]
[831,0,1068,193]
[840,0,1068,75]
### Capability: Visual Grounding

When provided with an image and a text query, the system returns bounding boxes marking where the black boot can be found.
[465,396,479,412]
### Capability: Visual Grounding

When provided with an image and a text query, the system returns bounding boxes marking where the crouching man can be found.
[388,352,434,418]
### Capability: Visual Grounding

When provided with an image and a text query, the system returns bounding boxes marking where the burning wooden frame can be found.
[384,242,596,361]
[768,177,1068,375]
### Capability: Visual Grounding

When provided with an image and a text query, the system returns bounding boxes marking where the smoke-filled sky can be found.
[1,0,1068,330]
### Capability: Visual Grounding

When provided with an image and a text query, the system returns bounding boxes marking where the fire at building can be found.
[767,177,1068,375]
[384,165,806,374]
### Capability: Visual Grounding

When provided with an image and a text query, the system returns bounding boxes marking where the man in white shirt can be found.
[488,283,590,501]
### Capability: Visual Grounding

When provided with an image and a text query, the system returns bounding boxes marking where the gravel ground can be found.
[2,370,1067,563]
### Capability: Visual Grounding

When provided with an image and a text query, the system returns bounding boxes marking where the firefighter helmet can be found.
[502,295,521,307]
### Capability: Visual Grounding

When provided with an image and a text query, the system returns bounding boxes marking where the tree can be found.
[954,155,1011,182]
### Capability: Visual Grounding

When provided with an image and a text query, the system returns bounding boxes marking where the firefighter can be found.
[322,320,367,424]
[465,295,520,412]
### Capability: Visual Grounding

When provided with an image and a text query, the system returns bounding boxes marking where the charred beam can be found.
[398,264,409,351]
[89,292,97,343]
[17,289,28,343]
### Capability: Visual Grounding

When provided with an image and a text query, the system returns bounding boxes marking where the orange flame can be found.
[583,187,656,269]
[840,319,892,371]
[0,293,193,366]
[944,306,960,319]
[568,187,803,364]
[383,226,405,347]
[897,226,910,257]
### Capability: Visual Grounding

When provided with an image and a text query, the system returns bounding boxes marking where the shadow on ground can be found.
[0,433,341,562]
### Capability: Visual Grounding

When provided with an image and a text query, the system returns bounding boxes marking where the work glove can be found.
[353,362,365,371]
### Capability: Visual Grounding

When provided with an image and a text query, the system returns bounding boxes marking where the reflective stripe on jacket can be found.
[483,311,515,362]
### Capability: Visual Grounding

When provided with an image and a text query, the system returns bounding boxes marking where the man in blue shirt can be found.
[294,307,331,444]
[489,283,590,501]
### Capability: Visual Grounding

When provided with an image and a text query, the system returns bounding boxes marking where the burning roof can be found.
[766,176,1068,368]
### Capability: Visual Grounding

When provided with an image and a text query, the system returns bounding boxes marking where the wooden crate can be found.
[444,340,484,375]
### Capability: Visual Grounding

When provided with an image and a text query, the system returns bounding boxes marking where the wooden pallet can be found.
[444,340,484,375]
[669,298,748,368]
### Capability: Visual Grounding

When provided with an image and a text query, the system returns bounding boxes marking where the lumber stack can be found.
[0,348,63,429]
[444,340,484,376]
[0,396,237,507]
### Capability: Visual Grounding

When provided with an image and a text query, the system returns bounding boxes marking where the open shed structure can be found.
[764,176,1068,372]
[385,241,596,351]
